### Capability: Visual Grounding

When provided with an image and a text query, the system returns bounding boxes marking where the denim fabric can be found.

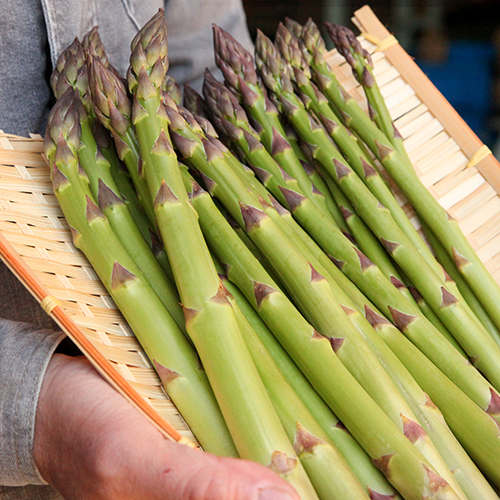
[0,0,53,137]
[0,0,253,136]
[0,320,64,486]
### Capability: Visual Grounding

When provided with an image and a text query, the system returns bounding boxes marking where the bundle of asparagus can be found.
[44,8,500,500]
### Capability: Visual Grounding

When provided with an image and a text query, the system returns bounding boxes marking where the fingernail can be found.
[258,488,294,500]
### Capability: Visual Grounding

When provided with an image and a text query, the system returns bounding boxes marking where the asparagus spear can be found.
[127,12,317,496]
[213,256,400,499]
[88,56,178,285]
[50,40,183,328]
[55,31,158,255]
[203,69,448,340]
[421,219,500,345]
[168,99,500,428]
[82,26,124,83]
[171,109,471,499]
[318,22,495,346]
[183,82,209,118]
[92,121,155,245]
[193,170,499,500]
[325,23,410,165]
[212,25,340,226]
[275,22,445,277]
[218,272,371,500]
[88,56,156,225]
[44,89,237,457]
[301,18,500,335]
[255,29,500,393]
[162,74,182,104]
[320,21,500,345]
[367,307,500,492]
[50,39,91,112]
[178,163,460,500]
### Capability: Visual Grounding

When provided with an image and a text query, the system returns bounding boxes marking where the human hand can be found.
[34,354,299,500]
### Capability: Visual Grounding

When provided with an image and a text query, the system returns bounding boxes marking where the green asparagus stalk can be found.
[255,29,500,393]
[315,23,497,348]
[56,31,157,254]
[421,220,500,345]
[50,43,183,328]
[88,56,156,225]
[186,132,494,498]
[212,26,340,225]
[216,266,401,499]
[173,105,422,443]
[170,111,471,499]
[202,70,351,233]
[79,106,185,332]
[275,22,447,277]
[325,23,410,165]
[177,165,460,500]
[301,19,500,335]
[367,307,500,491]
[88,56,177,285]
[92,121,155,244]
[168,102,375,315]
[44,89,237,457]
[127,13,317,496]
[218,272,371,500]
[168,100,500,425]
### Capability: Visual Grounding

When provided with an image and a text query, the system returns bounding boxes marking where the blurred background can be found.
[242,0,500,154]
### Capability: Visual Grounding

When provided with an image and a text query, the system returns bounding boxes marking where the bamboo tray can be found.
[1,5,500,448]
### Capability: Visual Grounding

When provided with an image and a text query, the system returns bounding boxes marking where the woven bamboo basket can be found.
[1,5,500,449]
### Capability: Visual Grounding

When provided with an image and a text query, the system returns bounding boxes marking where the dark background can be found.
[242,0,500,149]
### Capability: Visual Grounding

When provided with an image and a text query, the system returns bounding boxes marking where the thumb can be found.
[144,439,301,500]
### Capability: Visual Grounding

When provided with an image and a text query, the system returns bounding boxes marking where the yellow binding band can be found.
[361,33,399,52]
[40,295,62,314]
[466,145,492,168]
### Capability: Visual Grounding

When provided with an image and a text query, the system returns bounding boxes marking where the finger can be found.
[133,439,301,500]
